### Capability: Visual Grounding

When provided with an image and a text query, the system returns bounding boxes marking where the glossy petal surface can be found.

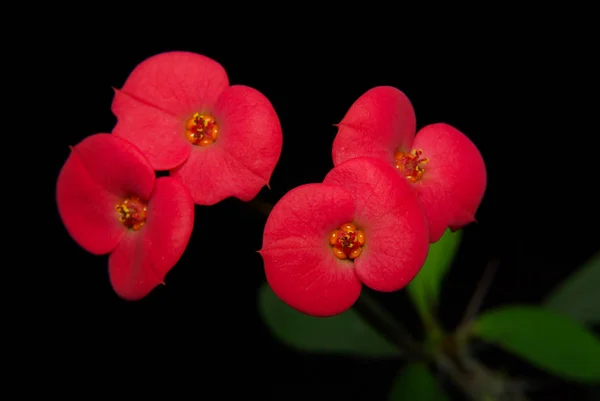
[171,85,282,205]
[332,86,416,166]
[324,158,429,292]
[260,183,362,317]
[56,134,155,255]
[412,123,486,240]
[108,177,194,301]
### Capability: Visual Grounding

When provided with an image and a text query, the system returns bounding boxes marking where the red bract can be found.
[111,51,283,205]
[56,134,194,300]
[260,157,429,317]
[332,86,487,243]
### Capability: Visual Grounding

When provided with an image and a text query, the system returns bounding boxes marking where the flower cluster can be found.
[332,86,487,243]
[56,52,282,300]
[57,53,485,311]
[260,86,486,316]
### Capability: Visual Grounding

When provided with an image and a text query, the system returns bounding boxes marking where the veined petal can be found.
[324,157,429,292]
[56,151,124,255]
[111,89,192,170]
[56,134,156,255]
[260,183,362,317]
[411,182,450,243]
[117,51,229,117]
[332,86,416,167]
[171,85,282,205]
[66,134,155,199]
[213,86,282,190]
[108,177,194,301]
[412,123,487,239]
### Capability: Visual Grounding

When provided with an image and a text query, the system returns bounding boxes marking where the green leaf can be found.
[543,251,600,324]
[388,363,449,401]
[258,282,400,358]
[473,306,600,382]
[407,229,462,326]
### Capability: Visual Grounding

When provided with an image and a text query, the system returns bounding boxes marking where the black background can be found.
[35,27,598,400]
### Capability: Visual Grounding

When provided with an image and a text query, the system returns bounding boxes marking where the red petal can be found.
[69,134,155,198]
[323,157,429,292]
[411,182,449,243]
[111,89,192,170]
[332,86,416,166]
[56,134,155,255]
[117,51,229,117]
[412,123,487,240]
[56,151,124,255]
[108,177,194,301]
[171,85,282,205]
[260,183,362,317]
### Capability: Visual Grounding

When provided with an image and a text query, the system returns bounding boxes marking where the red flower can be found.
[259,157,429,317]
[56,134,194,300]
[332,86,487,243]
[111,51,283,205]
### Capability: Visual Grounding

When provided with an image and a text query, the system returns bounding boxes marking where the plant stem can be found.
[353,289,426,360]
[249,198,527,400]
[457,259,500,338]
[437,353,532,401]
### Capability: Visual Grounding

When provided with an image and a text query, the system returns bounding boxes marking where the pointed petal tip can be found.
[57,134,158,255]
[412,123,486,237]
[261,183,361,316]
[332,87,416,166]
[172,85,281,204]
[118,51,229,116]
[111,88,193,170]
[108,177,194,301]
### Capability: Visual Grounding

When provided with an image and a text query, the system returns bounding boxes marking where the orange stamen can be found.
[328,223,366,260]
